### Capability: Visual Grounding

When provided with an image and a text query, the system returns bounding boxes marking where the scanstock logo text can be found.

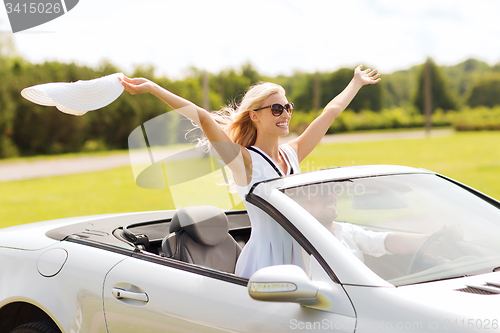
[3,0,79,33]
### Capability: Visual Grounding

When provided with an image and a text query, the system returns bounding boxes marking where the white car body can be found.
[1,165,500,332]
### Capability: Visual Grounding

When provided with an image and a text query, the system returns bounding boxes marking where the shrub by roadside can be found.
[289,106,500,134]
[453,106,500,131]
[290,107,441,134]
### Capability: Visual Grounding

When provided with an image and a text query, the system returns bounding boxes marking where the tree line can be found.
[1,46,499,158]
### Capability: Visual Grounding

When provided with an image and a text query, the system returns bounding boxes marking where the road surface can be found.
[0,129,453,182]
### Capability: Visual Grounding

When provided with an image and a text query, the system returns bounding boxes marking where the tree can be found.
[442,58,491,105]
[321,68,382,112]
[0,56,18,157]
[289,67,382,113]
[286,71,315,111]
[213,66,255,107]
[413,58,458,113]
[467,73,500,107]
[380,67,420,109]
[283,68,382,112]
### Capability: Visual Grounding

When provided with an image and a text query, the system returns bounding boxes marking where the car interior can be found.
[117,205,418,281]
[119,206,251,274]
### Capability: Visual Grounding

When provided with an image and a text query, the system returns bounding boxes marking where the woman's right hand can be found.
[353,65,381,86]
[120,76,155,95]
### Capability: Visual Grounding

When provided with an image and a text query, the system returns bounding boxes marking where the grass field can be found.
[1,131,499,228]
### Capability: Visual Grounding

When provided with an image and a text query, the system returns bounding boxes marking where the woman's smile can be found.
[276,121,288,128]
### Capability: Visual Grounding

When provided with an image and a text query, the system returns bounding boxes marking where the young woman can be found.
[120,65,380,278]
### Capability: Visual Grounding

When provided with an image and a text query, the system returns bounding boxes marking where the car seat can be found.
[161,206,242,273]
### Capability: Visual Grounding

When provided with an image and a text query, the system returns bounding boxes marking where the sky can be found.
[1,0,500,79]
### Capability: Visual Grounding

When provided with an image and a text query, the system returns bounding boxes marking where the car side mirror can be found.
[248,265,331,308]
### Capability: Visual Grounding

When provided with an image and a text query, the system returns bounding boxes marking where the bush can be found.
[289,107,452,135]
[453,106,500,131]
[289,110,317,134]
[327,107,437,133]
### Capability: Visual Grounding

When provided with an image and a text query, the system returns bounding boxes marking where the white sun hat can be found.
[21,72,125,116]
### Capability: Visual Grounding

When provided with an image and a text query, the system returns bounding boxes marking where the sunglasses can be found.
[254,102,294,117]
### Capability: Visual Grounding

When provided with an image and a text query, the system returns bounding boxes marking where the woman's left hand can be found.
[354,65,381,85]
[120,76,155,95]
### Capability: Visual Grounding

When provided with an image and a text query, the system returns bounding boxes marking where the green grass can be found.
[1,131,499,229]
[0,167,171,228]
[304,131,500,200]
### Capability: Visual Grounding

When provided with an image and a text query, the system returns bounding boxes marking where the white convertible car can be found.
[1,165,500,332]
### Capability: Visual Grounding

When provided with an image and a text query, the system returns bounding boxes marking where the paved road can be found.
[0,129,453,182]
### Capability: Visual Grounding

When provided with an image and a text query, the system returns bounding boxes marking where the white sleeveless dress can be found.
[234,143,308,279]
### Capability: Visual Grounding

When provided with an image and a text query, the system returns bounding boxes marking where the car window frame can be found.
[66,236,249,286]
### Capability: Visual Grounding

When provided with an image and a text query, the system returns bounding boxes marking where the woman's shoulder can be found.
[279,143,299,164]
[279,142,297,154]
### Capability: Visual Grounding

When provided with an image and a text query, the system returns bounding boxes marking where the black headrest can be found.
[169,206,229,246]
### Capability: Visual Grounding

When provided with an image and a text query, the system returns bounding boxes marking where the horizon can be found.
[2,54,493,81]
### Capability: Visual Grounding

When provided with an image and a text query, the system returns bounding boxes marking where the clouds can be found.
[1,0,499,78]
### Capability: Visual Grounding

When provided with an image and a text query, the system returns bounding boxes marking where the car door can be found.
[103,253,356,332]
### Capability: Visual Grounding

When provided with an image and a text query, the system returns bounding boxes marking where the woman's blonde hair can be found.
[191,82,285,193]
[196,81,286,150]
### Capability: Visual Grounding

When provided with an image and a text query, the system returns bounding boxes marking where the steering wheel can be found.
[406,231,443,275]
[407,223,465,275]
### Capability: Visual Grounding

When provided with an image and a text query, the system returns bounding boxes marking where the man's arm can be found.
[384,233,428,255]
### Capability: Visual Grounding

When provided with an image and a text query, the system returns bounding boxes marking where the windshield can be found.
[283,173,500,286]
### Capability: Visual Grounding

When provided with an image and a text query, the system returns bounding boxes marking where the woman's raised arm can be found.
[287,65,380,163]
[120,76,251,184]
[121,76,225,143]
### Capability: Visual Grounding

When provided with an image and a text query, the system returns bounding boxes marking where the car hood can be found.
[397,271,500,315]
[345,271,500,325]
